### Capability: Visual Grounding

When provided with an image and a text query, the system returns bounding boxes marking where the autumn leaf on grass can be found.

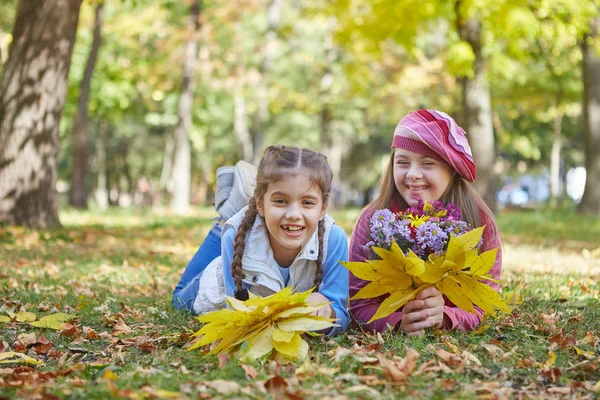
[0,352,43,366]
[342,242,428,322]
[188,287,335,362]
[29,313,74,330]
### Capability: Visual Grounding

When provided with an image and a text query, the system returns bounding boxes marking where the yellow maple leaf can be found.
[342,242,427,322]
[188,287,335,362]
[431,228,509,315]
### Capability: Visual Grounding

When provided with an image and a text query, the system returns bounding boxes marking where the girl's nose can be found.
[406,165,423,180]
[285,203,301,219]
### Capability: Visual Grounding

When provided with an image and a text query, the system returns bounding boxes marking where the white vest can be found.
[193,208,336,315]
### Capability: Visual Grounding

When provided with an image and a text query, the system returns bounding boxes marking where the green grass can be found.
[0,207,599,399]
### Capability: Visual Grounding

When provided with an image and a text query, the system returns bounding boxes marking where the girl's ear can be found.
[319,204,327,221]
[257,200,265,217]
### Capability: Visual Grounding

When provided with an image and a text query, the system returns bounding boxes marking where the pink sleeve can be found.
[443,217,503,331]
[349,207,404,332]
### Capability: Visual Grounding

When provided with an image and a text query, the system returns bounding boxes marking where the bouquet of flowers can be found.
[366,200,474,260]
[342,200,508,323]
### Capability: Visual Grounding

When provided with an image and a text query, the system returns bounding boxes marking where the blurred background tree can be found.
[1,0,599,227]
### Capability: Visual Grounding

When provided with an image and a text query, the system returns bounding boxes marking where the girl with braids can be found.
[349,110,502,336]
[172,145,349,335]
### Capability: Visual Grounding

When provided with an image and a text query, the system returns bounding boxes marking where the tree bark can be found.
[233,74,253,162]
[70,2,103,209]
[578,17,600,215]
[549,109,563,203]
[171,0,201,215]
[456,10,496,210]
[0,0,82,228]
[251,0,282,164]
[95,122,108,210]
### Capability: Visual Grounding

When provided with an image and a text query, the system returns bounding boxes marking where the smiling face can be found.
[393,148,455,207]
[257,173,327,267]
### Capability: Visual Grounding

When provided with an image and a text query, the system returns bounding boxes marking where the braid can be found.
[231,197,258,297]
[313,219,326,289]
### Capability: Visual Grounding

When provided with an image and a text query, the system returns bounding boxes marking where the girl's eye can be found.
[303,201,316,206]
[423,162,434,166]
[396,161,409,166]
[273,199,286,204]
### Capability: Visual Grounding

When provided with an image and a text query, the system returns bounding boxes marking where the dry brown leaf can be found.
[241,363,258,379]
[16,333,37,347]
[112,318,131,336]
[435,349,462,367]
[331,346,353,363]
[376,350,419,385]
[547,386,570,395]
[205,379,241,394]
[480,343,504,357]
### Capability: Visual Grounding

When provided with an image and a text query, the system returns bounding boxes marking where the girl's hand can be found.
[307,292,334,319]
[400,287,446,336]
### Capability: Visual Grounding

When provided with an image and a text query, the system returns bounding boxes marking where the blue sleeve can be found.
[222,228,239,297]
[319,224,350,336]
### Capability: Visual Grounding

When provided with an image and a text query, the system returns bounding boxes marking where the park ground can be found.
[0,207,599,399]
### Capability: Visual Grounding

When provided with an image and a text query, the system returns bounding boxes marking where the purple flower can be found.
[415,221,448,256]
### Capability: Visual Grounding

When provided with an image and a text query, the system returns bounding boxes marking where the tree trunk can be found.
[549,109,563,203]
[251,0,282,164]
[171,0,201,215]
[95,122,108,210]
[578,17,600,215]
[233,76,253,162]
[70,2,103,209]
[456,12,496,210]
[0,0,82,228]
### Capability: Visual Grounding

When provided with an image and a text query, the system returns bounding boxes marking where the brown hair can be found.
[231,145,333,298]
[370,152,497,242]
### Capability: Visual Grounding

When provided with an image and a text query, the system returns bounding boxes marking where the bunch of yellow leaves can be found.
[342,226,509,323]
[188,287,335,361]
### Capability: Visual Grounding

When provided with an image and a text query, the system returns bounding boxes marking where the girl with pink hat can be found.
[349,109,502,335]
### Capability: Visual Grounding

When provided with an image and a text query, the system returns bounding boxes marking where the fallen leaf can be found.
[205,379,240,394]
[60,323,79,337]
[480,343,503,357]
[331,346,353,363]
[0,315,11,323]
[376,349,419,385]
[112,318,132,336]
[15,312,37,323]
[102,369,118,380]
[29,313,72,330]
[16,333,37,347]
[241,363,258,379]
[0,352,43,366]
[547,386,570,395]
[435,349,462,367]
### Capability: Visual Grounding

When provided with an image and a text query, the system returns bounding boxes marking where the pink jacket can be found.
[349,204,503,333]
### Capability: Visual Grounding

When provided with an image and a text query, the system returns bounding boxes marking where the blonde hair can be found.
[231,145,333,300]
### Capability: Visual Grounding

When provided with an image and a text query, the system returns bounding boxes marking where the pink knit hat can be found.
[392,109,476,182]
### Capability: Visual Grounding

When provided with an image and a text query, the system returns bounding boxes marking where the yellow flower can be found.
[407,214,430,228]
